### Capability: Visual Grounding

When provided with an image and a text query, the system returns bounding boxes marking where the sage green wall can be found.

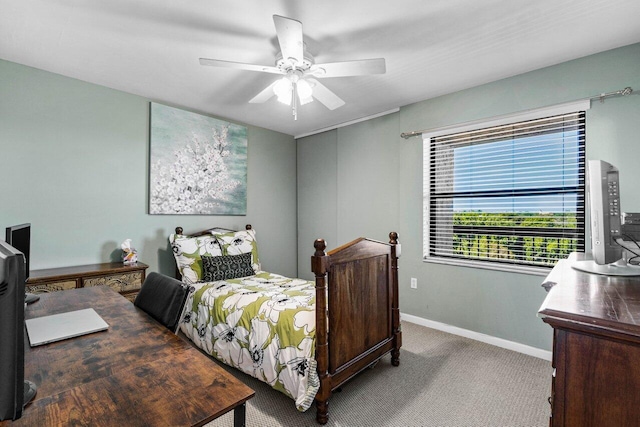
[296,130,338,276]
[296,114,400,276]
[0,59,298,277]
[297,43,640,351]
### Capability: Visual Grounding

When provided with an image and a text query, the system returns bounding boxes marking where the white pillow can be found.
[214,229,261,273]
[169,233,223,284]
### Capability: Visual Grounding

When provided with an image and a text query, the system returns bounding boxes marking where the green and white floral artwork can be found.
[149,103,247,215]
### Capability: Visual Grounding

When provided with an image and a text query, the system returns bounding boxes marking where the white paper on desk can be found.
[25,308,109,347]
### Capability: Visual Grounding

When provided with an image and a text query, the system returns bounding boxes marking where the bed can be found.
[170,225,401,424]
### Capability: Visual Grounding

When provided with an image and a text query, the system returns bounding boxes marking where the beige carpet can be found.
[205,321,551,426]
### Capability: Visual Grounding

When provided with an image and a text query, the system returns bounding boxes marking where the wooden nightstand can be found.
[27,262,149,302]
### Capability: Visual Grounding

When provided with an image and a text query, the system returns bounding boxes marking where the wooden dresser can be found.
[538,253,640,427]
[26,262,148,302]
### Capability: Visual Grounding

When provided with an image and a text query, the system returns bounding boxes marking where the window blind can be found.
[424,111,586,268]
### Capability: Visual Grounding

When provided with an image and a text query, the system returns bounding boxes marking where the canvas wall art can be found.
[149,103,247,215]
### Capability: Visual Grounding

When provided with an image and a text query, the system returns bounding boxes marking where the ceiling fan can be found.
[199,15,386,120]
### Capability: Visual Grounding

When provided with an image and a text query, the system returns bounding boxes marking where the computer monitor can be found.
[5,224,30,280]
[0,239,37,421]
[572,160,640,276]
[5,224,38,304]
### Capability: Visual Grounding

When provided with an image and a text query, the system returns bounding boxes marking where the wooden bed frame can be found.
[173,225,402,424]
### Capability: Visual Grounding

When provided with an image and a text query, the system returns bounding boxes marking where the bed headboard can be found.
[174,224,252,237]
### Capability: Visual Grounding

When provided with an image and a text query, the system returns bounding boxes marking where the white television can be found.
[572,160,640,276]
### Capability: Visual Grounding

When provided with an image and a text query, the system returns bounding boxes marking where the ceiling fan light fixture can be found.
[273,77,293,104]
[200,15,384,118]
[296,79,314,105]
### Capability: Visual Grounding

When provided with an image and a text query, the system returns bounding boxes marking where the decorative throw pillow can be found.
[214,229,261,273]
[169,233,223,284]
[201,253,255,281]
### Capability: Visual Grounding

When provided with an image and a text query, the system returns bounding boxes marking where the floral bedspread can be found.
[180,272,319,411]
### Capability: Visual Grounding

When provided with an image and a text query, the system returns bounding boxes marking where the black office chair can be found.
[134,272,192,333]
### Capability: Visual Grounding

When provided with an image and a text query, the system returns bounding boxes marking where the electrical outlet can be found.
[410,278,417,289]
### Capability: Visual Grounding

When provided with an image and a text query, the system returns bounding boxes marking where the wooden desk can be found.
[539,253,640,426]
[1,286,254,427]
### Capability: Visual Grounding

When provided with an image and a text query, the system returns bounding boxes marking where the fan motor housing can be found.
[275,50,314,72]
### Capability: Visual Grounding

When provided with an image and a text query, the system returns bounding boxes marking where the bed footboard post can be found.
[311,238,331,425]
[390,232,402,367]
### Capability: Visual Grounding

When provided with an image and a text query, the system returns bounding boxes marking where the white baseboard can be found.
[400,312,552,361]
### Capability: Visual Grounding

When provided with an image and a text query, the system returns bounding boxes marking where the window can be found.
[423,105,586,273]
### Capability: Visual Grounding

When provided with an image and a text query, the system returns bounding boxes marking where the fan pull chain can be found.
[292,82,298,120]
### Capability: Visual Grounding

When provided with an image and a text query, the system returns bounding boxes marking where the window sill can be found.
[423,256,551,276]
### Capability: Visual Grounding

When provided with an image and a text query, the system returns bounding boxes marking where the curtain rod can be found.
[400,86,633,140]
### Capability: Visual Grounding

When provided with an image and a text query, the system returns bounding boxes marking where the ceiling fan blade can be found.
[199,58,283,75]
[249,80,278,104]
[311,58,386,78]
[273,15,304,66]
[307,78,345,110]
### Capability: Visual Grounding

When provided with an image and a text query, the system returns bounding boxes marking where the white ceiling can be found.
[2,0,640,137]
